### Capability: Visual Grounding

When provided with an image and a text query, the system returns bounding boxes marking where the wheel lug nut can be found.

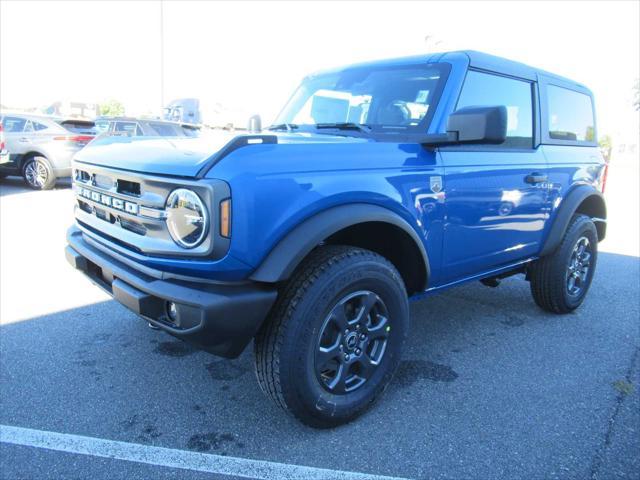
[345,329,349,335]
[344,354,350,361]
[360,334,366,340]
[355,348,361,355]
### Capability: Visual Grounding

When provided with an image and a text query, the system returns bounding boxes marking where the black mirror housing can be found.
[447,105,507,144]
[421,105,507,146]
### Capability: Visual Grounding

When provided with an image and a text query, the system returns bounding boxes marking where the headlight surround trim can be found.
[165,188,209,249]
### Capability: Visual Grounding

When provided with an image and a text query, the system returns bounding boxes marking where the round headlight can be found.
[165,189,208,248]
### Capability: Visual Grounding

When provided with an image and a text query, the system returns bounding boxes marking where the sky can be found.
[1,0,639,143]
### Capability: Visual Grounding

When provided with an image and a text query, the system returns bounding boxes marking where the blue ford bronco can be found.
[66,51,607,427]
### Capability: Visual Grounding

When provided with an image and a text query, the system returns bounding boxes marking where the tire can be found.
[22,156,56,190]
[254,245,409,428]
[530,214,598,313]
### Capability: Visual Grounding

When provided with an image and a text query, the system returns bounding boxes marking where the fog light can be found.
[166,301,178,323]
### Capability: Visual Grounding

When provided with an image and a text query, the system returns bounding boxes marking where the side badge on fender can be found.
[430,176,443,193]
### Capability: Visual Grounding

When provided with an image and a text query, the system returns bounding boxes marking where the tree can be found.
[599,134,613,163]
[99,99,125,117]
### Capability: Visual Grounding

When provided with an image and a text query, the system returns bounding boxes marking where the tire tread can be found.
[530,214,597,313]
[254,245,402,424]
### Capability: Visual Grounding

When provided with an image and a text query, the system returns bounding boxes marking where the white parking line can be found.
[0,424,409,480]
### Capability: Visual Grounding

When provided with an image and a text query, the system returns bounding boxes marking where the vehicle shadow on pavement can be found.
[0,176,71,197]
[0,251,638,479]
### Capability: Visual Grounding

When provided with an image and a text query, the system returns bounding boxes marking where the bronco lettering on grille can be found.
[77,187,139,215]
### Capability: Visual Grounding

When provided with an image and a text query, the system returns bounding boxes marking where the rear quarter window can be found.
[546,85,595,143]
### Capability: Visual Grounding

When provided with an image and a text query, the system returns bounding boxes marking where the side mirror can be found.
[421,105,507,146]
[247,114,262,133]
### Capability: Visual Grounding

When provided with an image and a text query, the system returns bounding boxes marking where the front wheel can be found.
[254,245,409,428]
[23,156,56,190]
[529,214,598,313]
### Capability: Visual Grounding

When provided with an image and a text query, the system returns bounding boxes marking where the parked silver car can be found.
[0,113,95,190]
[0,123,9,166]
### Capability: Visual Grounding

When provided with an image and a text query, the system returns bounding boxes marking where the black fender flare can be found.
[540,185,607,257]
[250,203,430,287]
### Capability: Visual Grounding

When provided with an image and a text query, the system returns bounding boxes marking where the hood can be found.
[74,132,235,177]
[74,130,369,178]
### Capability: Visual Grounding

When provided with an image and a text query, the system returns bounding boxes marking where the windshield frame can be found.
[273,61,452,138]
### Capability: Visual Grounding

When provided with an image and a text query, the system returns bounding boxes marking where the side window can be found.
[32,121,49,131]
[546,85,595,142]
[23,121,34,133]
[2,116,27,132]
[456,70,533,148]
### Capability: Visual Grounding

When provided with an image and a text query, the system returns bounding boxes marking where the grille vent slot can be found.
[117,179,141,196]
[119,218,147,236]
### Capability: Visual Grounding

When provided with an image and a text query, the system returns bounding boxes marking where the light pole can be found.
[160,0,165,111]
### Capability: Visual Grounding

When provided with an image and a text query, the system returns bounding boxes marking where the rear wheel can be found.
[254,245,409,428]
[530,214,598,313]
[23,156,56,190]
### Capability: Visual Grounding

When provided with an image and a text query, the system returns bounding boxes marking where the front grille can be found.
[72,163,223,258]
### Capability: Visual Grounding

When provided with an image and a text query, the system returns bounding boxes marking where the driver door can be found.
[439,70,548,282]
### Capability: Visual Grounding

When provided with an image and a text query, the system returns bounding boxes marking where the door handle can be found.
[19,137,30,142]
[525,173,547,184]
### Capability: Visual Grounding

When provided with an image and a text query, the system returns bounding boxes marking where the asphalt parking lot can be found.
[1,162,638,480]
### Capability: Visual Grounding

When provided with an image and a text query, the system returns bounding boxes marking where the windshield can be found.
[274,63,449,133]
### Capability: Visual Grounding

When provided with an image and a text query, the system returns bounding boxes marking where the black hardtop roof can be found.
[314,50,590,93]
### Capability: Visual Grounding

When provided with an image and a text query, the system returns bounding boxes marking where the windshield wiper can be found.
[315,122,372,133]
[268,123,299,132]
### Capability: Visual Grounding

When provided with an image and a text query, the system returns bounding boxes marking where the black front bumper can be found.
[66,227,277,358]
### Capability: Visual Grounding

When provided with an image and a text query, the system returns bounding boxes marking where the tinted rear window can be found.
[60,120,95,134]
[547,85,595,142]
